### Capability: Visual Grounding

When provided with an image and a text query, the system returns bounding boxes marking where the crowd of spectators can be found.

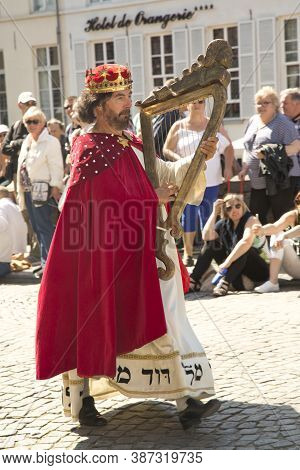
[0,83,299,294]
[0,92,76,279]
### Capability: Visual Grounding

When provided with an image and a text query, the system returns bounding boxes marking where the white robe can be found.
[62,146,215,421]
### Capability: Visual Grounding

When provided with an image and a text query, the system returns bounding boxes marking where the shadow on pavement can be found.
[71,399,300,450]
[185,277,300,302]
[0,270,40,285]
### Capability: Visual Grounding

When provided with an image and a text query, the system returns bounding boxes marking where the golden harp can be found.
[136,39,232,281]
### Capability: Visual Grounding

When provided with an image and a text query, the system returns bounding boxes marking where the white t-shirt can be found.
[175,128,230,187]
[0,198,27,262]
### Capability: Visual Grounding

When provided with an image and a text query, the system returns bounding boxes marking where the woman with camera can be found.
[17,107,64,276]
[189,193,269,296]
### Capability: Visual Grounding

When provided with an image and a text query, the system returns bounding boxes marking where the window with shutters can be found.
[213,26,240,118]
[32,0,55,12]
[89,0,111,4]
[36,46,63,121]
[94,41,115,66]
[284,18,300,88]
[150,35,174,88]
[0,50,8,125]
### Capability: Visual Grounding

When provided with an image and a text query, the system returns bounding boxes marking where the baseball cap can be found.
[18,92,37,104]
[0,124,9,133]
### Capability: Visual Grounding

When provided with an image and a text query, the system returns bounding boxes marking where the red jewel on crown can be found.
[85,64,132,93]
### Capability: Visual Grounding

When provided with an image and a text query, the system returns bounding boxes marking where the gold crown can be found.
[85,64,132,93]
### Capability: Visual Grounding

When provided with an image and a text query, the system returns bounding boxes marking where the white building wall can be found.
[0,0,299,139]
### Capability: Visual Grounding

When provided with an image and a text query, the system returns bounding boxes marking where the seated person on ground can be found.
[189,193,269,297]
[252,191,300,293]
[0,186,27,277]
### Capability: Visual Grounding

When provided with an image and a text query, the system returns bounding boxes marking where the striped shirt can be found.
[244,113,298,189]
[289,116,300,177]
[293,116,300,136]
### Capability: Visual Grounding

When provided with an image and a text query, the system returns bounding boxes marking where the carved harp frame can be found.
[136,39,232,281]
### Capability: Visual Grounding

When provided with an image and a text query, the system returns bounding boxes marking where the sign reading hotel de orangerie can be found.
[84,4,214,32]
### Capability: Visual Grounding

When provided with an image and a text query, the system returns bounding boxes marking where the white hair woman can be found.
[240,86,300,225]
[17,107,64,277]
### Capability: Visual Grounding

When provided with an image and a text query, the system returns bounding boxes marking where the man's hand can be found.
[271,233,285,251]
[255,150,265,160]
[155,184,179,204]
[200,136,218,161]
[272,239,284,250]
[224,166,233,181]
[50,186,61,203]
[238,167,248,181]
[252,224,264,236]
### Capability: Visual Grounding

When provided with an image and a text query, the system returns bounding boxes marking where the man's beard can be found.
[105,109,130,131]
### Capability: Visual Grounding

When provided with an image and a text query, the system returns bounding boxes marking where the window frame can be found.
[212,25,241,120]
[89,0,112,4]
[93,40,115,67]
[35,45,63,122]
[149,34,174,89]
[0,50,8,125]
[284,17,300,89]
[32,0,55,13]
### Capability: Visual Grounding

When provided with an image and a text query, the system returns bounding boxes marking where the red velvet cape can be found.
[36,133,167,380]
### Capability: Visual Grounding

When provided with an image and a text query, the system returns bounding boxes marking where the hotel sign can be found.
[84,5,214,32]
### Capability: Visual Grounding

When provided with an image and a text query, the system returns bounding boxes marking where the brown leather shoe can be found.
[79,396,107,427]
[179,398,221,430]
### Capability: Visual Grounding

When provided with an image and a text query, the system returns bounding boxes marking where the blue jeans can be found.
[24,192,55,267]
[0,262,11,277]
[182,185,219,232]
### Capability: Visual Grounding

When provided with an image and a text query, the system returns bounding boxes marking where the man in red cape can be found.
[36,64,220,429]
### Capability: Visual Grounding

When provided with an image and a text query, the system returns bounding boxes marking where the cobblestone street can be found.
[1,272,299,450]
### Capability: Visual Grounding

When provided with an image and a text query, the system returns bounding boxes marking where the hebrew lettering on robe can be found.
[161,368,170,384]
[142,368,153,385]
[194,364,203,382]
[183,363,204,385]
[116,365,131,384]
[183,363,195,386]
[65,386,70,397]
[155,368,161,384]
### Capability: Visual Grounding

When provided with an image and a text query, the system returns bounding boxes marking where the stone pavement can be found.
[0,270,299,451]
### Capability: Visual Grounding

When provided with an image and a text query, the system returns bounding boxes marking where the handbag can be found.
[58,176,69,212]
[31,181,51,207]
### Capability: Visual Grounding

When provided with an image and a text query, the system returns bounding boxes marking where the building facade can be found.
[0,0,299,139]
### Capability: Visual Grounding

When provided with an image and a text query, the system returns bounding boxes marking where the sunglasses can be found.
[64,105,72,110]
[256,101,272,106]
[25,119,40,125]
[225,203,242,212]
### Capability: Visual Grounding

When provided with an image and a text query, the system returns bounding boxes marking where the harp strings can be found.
[153,98,214,164]
[153,108,180,161]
